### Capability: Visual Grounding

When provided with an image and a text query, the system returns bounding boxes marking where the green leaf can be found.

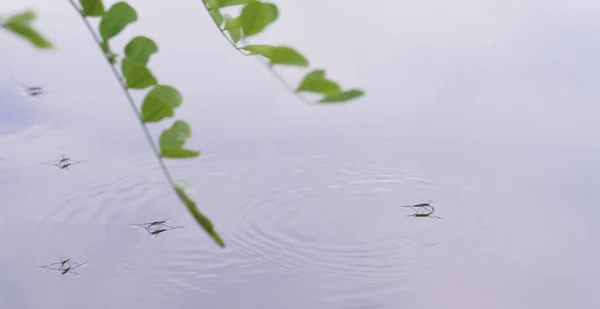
[209,8,223,27]
[124,36,158,64]
[4,10,36,23]
[297,70,341,95]
[216,0,256,8]
[159,121,191,149]
[241,45,308,66]
[79,0,105,17]
[140,85,183,123]
[122,63,157,89]
[121,57,133,77]
[240,1,278,37]
[159,121,199,158]
[319,89,365,103]
[269,47,309,67]
[120,37,157,77]
[229,27,242,44]
[3,23,53,49]
[241,44,274,57]
[173,180,225,248]
[99,2,137,41]
[223,15,242,44]
[2,11,53,49]
[223,16,241,30]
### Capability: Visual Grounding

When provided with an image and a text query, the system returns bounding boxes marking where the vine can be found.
[2,0,365,248]
[203,0,365,104]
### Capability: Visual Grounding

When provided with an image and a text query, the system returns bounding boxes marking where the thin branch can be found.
[67,0,176,186]
[201,2,315,105]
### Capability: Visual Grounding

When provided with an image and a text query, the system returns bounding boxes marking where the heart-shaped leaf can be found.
[99,2,137,41]
[239,1,278,37]
[140,85,182,123]
[297,69,341,95]
[159,121,199,158]
[124,36,158,64]
[122,63,157,89]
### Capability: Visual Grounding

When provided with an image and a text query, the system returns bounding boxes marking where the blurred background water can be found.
[1,0,600,308]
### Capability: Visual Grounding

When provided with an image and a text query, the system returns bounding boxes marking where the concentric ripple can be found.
[2,132,555,308]
[195,150,551,307]
[223,167,426,292]
[33,154,168,225]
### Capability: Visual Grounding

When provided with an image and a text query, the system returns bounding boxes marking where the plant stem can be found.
[67,0,176,186]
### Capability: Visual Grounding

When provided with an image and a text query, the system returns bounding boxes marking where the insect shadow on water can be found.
[402,201,442,219]
[41,155,86,171]
[130,219,185,238]
[38,257,88,276]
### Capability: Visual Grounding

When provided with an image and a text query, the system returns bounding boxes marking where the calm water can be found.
[2,0,600,308]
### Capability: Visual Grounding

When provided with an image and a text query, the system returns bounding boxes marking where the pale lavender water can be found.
[1,0,600,308]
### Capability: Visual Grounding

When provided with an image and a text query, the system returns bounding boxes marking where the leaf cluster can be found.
[204,0,365,103]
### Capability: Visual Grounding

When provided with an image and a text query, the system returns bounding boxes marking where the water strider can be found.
[38,258,88,276]
[402,201,442,219]
[41,155,86,171]
[23,86,44,97]
[130,219,184,237]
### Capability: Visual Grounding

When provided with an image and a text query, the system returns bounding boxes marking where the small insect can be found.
[402,201,442,219]
[16,84,54,97]
[5,75,51,97]
[41,155,86,170]
[130,218,184,237]
[24,86,45,96]
[38,257,88,276]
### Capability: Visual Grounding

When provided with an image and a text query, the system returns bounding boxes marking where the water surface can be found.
[1,0,600,308]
